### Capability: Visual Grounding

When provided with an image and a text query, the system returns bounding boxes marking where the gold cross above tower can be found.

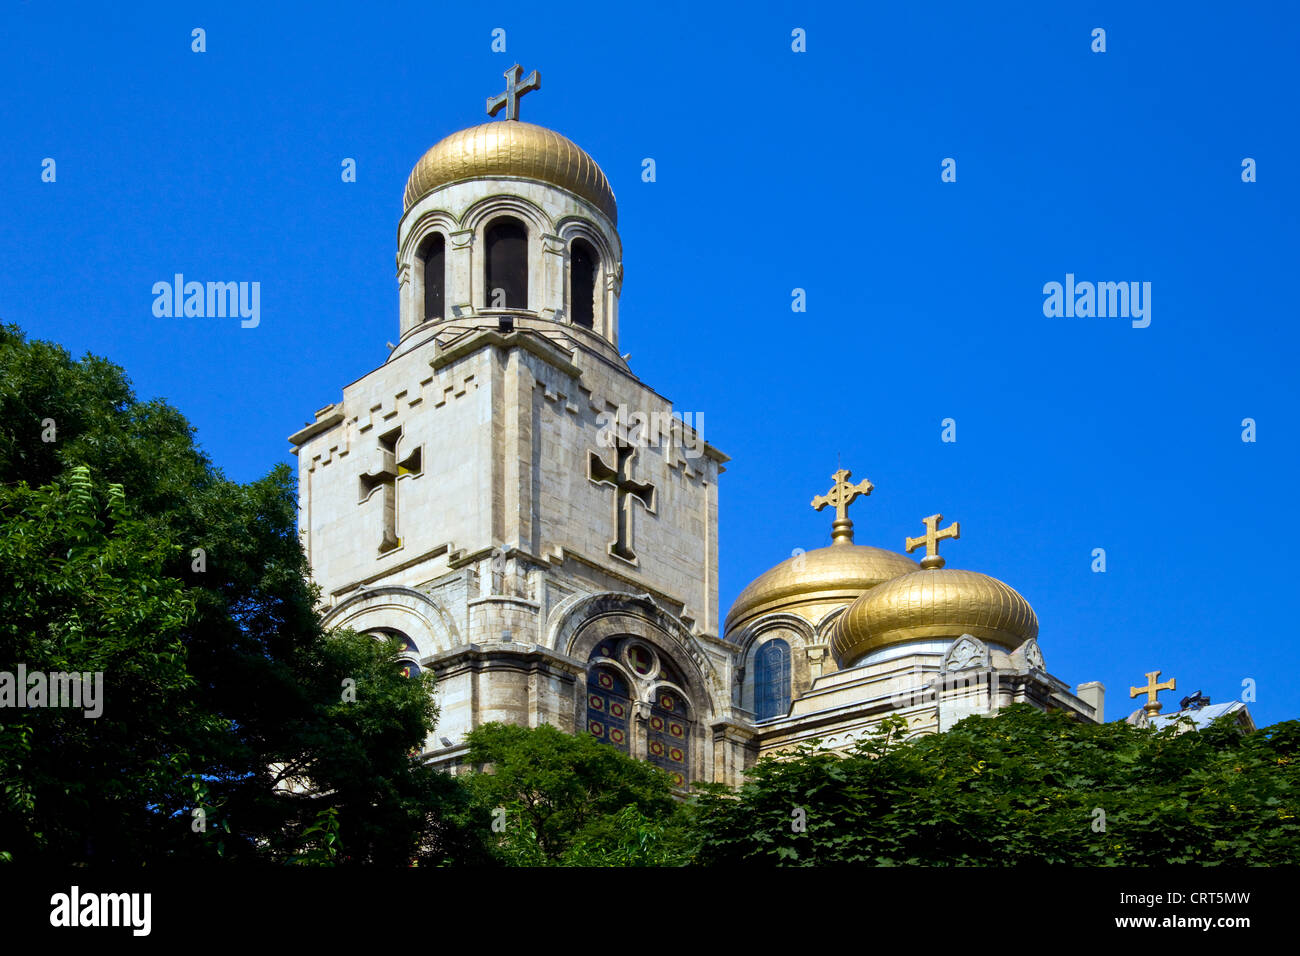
[1130,670,1176,716]
[906,513,960,569]
[487,63,541,121]
[811,469,873,545]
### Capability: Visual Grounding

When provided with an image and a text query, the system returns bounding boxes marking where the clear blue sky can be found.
[3,2,1296,727]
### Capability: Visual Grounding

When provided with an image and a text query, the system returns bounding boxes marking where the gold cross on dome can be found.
[906,513,960,569]
[811,469,873,544]
[1130,670,1176,715]
[487,64,541,121]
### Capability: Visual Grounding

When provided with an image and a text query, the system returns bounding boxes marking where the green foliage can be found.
[690,705,1300,865]
[0,325,483,865]
[462,722,690,866]
[0,463,199,861]
[289,807,342,866]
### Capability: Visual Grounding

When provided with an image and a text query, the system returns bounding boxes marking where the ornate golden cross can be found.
[487,64,541,121]
[906,513,960,569]
[1130,670,1176,715]
[811,469,873,544]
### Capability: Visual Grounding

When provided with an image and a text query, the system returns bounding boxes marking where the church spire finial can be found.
[812,469,873,545]
[906,513,960,569]
[487,64,541,121]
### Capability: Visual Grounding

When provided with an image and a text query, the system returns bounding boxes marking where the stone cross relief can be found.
[357,426,422,554]
[588,441,656,563]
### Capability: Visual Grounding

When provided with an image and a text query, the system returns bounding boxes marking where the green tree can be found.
[0,325,481,864]
[0,464,200,861]
[463,722,689,865]
[690,705,1300,865]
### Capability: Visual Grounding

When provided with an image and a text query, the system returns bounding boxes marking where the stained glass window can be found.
[368,629,420,679]
[627,643,655,676]
[647,688,689,787]
[586,665,631,754]
[755,638,791,720]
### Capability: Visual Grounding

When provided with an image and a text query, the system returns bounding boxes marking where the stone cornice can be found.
[288,406,345,447]
[430,327,582,379]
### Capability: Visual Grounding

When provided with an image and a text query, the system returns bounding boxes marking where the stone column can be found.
[449,228,475,315]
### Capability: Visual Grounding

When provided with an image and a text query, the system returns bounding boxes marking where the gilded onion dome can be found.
[725,544,919,633]
[829,514,1038,667]
[403,120,618,223]
[725,469,916,635]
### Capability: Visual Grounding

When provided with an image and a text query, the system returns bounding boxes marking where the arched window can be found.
[485,217,528,309]
[569,238,597,329]
[418,233,445,322]
[648,688,690,787]
[586,664,631,754]
[368,629,421,678]
[584,637,694,785]
[755,639,791,720]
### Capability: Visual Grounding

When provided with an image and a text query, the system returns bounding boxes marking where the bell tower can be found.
[289,67,743,782]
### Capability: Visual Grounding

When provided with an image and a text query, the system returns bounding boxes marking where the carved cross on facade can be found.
[358,427,422,555]
[1130,670,1176,715]
[589,442,656,563]
[811,468,873,544]
[906,513,960,569]
[487,63,540,121]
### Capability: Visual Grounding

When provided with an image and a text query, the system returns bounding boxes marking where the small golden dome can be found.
[404,121,617,223]
[725,544,918,634]
[830,568,1038,667]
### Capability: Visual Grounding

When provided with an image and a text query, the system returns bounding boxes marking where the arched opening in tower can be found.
[485,217,528,309]
[570,238,597,329]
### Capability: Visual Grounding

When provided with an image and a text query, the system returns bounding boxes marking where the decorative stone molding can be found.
[322,584,462,656]
[546,590,724,719]
[1014,637,1046,672]
[940,634,990,672]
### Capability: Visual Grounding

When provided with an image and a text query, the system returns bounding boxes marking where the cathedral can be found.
[289,66,1137,789]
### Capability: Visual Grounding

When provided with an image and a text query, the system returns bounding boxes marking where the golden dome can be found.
[725,543,918,634]
[830,568,1038,667]
[404,121,617,223]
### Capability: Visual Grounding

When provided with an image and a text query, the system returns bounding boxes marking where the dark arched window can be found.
[586,664,631,754]
[418,233,445,322]
[755,639,791,720]
[648,688,690,787]
[369,629,421,678]
[485,218,527,309]
[570,238,597,329]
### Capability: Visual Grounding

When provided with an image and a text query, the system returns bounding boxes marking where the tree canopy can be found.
[690,707,1300,865]
[0,325,476,864]
[462,722,691,866]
